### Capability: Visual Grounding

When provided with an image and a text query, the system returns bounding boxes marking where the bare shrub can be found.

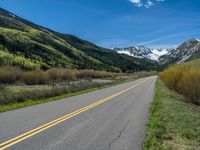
[160,63,200,105]
[160,64,191,90]
[76,69,94,79]
[94,71,115,78]
[177,69,200,105]
[47,68,64,81]
[77,69,117,79]
[62,69,77,81]
[0,66,22,84]
[21,70,49,85]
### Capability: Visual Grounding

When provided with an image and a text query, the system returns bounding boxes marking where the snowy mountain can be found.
[113,39,200,64]
[113,46,173,61]
[159,39,200,64]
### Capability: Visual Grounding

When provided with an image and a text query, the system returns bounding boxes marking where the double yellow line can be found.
[0,78,149,150]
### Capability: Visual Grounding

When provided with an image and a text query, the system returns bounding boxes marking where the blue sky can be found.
[0,0,199,48]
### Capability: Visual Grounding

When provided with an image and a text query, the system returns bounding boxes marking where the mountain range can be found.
[113,46,174,61]
[159,39,200,64]
[114,39,200,65]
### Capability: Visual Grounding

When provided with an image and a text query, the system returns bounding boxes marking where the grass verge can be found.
[144,79,200,150]
[0,76,138,113]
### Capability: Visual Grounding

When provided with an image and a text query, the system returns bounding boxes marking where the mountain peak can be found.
[159,38,200,64]
[114,38,200,64]
[196,39,200,42]
[186,38,200,43]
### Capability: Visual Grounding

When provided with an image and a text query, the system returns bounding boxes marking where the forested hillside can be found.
[0,8,157,72]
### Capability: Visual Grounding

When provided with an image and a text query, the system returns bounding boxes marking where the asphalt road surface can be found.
[0,76,157,150]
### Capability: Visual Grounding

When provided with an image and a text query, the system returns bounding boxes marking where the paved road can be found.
[0,76,157,150]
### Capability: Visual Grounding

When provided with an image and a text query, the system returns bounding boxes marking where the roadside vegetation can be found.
[160,59,200,105]
[0,66,120,85]
[145,59,200,149]
[144,79,200,150]
[0,66,120,108]
[0,81,114,112]
[0,65,156,112]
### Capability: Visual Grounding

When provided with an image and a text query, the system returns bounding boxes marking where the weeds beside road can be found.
[144,79,200,150]
[0,65,157,112]
[0,76,139,112]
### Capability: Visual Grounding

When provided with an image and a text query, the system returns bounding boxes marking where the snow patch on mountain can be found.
[114,39,200,64]
[9,13,16,18]
[113,46,172,61]
[117,50,137,57]
[149,49,169,60]
[152,49,168,56]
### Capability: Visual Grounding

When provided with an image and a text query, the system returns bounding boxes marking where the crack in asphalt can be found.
[108,120,129,149]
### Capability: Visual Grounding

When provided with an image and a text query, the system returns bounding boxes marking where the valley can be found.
[0,8,157,72]
[0,3,199,150]
[1,7,200,74]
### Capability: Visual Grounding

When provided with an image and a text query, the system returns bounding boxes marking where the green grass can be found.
[0,87,100,112]
[0,76,138,113]
[6,85,52,93]
[144,79,200,150]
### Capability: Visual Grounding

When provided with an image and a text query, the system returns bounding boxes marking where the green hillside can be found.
[0,8,157,72]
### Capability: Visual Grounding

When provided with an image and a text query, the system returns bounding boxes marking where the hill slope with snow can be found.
[159,39,200,64]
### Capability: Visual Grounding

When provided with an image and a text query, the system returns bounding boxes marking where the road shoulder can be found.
[144,79,200,150]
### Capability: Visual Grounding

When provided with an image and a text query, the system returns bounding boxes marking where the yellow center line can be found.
[0,78,150,150]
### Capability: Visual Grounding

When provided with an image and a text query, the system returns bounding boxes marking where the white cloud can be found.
[129,0,165,8]
[129,0,141,4]
[130,0,141,4]
[129,0,143,7]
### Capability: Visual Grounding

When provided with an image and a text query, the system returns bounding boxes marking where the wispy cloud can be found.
[97,29,200,48]
[129,0,165,8]
[136,28,200,45]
